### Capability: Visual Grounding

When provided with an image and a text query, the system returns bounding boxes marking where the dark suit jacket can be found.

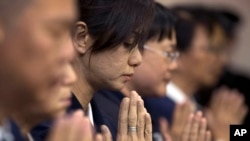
[144,97,175,131]
[9,120,26,141]
[31,94,109,141]
[93,90,124,141]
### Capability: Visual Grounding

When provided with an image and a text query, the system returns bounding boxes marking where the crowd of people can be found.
[0,0,249,141]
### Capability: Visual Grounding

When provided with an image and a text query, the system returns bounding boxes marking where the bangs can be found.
[78,0,155,53]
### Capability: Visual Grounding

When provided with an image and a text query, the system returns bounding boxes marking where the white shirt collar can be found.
[166,81,187,104]
[0,126,3,140]
[167,82,200,112]
[0,121,14,141]
[87,103,94,126]
[27,133,34,141]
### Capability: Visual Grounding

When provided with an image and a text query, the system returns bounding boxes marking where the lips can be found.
[122,73,134,81]
[61,96,72,107]
[59,91,72,106]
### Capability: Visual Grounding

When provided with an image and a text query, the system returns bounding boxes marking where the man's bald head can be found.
[0,0,77,121]
[0,0,32,25]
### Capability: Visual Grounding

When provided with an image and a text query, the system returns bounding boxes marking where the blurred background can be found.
[157,0,250,77]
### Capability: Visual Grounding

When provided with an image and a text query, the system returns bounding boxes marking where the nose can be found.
[59,37,77,86]
[60,37,75,64]
[128,47,142,67]
[62,64,77,86]
[168,60,178,71]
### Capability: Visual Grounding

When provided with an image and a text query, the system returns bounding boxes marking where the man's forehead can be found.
[34,0,75,9]
[0,0,32,22]
[25,0,74,16]
[29,0,77,22]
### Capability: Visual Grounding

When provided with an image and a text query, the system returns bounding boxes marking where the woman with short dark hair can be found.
[32,0,155,140]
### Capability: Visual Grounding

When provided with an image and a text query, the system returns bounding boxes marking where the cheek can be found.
[94,55,127,75]
[134,62,163,85]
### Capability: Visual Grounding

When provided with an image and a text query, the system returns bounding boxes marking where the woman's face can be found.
[73,22,143,91]
[129,32,178,97]
[82,44,142,91]
[178,25,227,87]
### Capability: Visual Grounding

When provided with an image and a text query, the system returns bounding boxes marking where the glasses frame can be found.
[143,45,180,62]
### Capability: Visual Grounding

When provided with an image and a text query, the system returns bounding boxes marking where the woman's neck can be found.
[71,58,95,111]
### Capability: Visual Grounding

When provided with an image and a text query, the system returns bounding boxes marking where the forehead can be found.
[193,26,210,42]
[212,25,227,45]
[27,0,76,21]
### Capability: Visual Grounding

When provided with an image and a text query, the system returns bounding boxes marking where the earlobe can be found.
[73,21,89,54]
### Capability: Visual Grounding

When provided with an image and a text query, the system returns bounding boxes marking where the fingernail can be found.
[101,125,106,133]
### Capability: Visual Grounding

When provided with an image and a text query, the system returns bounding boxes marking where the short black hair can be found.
[213,9,241,39]
[146,2,176,41]
[171,6,215,52]
[78,0,155,53]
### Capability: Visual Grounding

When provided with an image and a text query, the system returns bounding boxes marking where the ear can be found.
[73,21,90,54]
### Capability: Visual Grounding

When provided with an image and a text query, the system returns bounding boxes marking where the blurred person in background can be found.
[145,6,247,141]
[0,0,101,141]
[195,8,250,127]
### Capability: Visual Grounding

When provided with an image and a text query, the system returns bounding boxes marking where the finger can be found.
[197,118,207,141]
[128,91,138,126]
[47,115,85,141]
[128,91,138,136]
[159,118,171,141]
[137,100,146,138]
[205,131,212,141]
[203,110,213,127]
[231,92,244,114]
[171,103,188,140]
[117,97,129,140]
[46,118,69,141]
[73,109,85,117]
[221,89,231,112]
[101,125,112,141]
[182,101,193,126]
[95,134,103,141]
[189,111,202,141]
[238,105,248,123]
[62,114,82,141]
[82,117,94,141]
[181,113,194,141]
[212,87,227,111]
[145,113,152,141]
[172,103,183,127]
[72,116,88,141]
[210,88,224,109]
[71,109,87,140]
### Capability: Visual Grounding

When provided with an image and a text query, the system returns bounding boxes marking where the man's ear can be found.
[73,21,90,54]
